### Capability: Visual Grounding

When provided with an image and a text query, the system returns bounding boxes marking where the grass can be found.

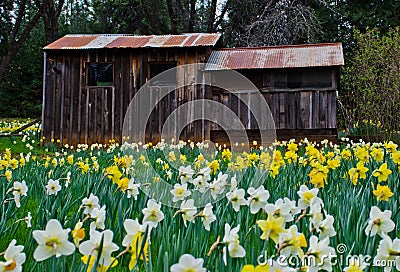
[0,119,400,271]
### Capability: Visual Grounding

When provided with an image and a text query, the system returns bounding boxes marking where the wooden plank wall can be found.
[43,49,135,146]
[42,49,337,146]
[210,89,337,130]
[43,48,211,145]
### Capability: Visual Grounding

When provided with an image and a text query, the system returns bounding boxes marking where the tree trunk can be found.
[188,0,196,32]
[207,0,217,32]
[34,0,65,44]
[166,0,178,34]
[0,3,41,82]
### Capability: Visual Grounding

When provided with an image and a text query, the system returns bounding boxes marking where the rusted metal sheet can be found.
[205,43,344,70]
[45,36,98,50]
[106,36,151,48]
[44,33,221,50]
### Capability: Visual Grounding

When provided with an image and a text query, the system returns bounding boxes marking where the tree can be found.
[89,0,231,35]
[225,0,322,47]
[340,28,400,137]
[0,0,41,82]
[33,0,66,44]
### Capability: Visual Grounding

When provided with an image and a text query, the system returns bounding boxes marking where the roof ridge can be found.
[215,42,342,51]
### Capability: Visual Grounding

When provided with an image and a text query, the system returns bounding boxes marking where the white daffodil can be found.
[229,175,238,191]
[32,219,75,261]
[316,214,336,239]
[216,172,228,184]
[192,176,209,193]
[90,205,106,230]
[170,254,207,272]
[197,167,211,182]
[122,219,146,248]
[374,236,400,272]
[0,239,26,272]
[142,199,165,228]
[247,185,270,214]
[283,197,301,220]
[278,225,307,258]
[269,259,297,272]
[305,236,336,272]
[343,255,368,272]
[178,165,194,184]
[82,193,100,216]
[65,171,71,188]
[309,200,324,229]
[297,185,322,210]
[365,206,395,238]
[209,179,224,200]
[45,179,61,195]
[170,183,191,202]
[201,203,216,231]
[179,199,197,227]
[222,223,246,261]
[265,197,299,223]
[226,188,247,212]
[79,229,119,267]
[126,178,140,200]
[13,180,28,198]
[25,212,32,228]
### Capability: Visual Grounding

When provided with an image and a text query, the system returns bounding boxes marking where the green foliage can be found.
[0,25,45,117]
[340,27,400,141]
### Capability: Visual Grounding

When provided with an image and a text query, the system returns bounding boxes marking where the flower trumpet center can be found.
[175,188,185,197]
[46,239,59,253]
[303,192,314,203]
[5,260,17,271]
[373,219,382,227]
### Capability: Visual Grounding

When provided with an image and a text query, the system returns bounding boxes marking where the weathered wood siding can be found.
[42,48,211,145]
[208,68,338,142]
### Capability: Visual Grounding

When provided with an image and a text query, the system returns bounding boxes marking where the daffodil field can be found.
[1,120,400,271]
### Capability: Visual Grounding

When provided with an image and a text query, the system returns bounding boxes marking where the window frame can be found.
[86,62,114,87]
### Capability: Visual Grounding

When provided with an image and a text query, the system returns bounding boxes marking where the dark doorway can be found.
[149,62,176,86]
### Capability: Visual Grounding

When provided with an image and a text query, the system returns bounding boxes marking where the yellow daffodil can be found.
[241,264,269,272]
[287,142,298,152]
[81,255,118,272]
[106,166,122,183]
[222,149,232,161]
[372,163,392,182]
[208,160,220,175]
[341,149,352,160]
[348,162,369,185]
[373,184,394,202]
[257,213,286,243]
[370,148,384,162]
[384,141,398,153]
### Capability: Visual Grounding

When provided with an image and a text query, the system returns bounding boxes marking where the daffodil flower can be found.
[32,219,75,261]
[79,229,119,267]
[374,236,400,272]
[247,186,270,214]
[82,193,100,216]
[365,206,395,237]
[0,239,26,272]
[142,199,165,229]
[170,254,206,272]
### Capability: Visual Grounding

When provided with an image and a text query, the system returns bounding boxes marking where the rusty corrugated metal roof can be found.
[205,43,344,70]
[44,33,221,50]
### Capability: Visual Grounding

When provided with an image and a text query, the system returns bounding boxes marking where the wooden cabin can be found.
[205,44,344,143]
[41,33,221,145]
[41,33,344,145]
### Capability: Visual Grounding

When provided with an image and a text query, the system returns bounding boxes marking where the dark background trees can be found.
[0,0,399,121]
